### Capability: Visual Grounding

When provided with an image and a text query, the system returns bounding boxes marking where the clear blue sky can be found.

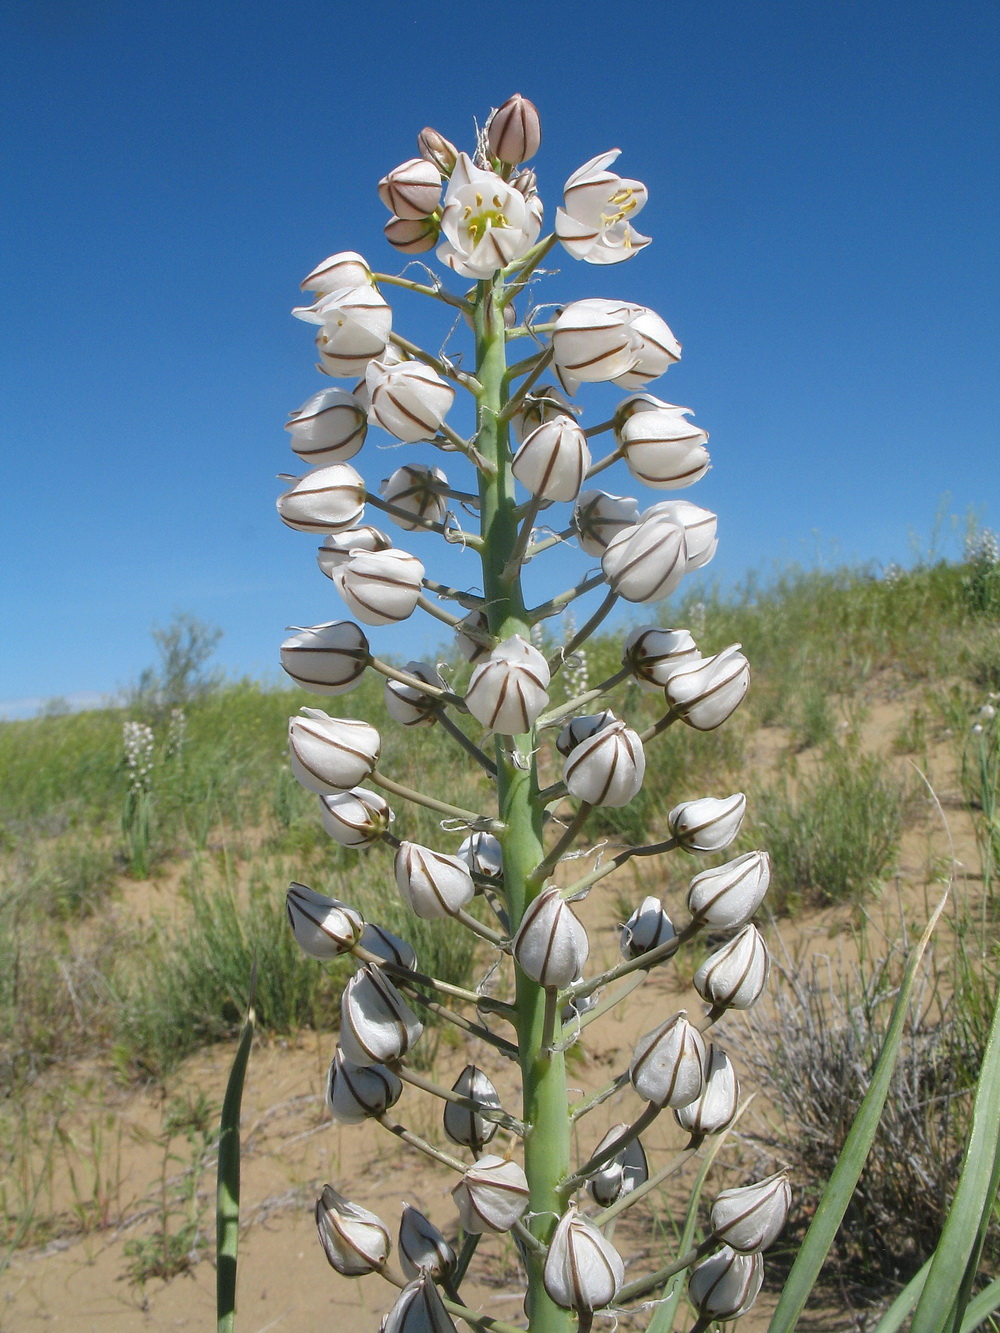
[1,0,997,716]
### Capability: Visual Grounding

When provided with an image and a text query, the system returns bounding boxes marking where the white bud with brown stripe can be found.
[366,358,455,443]
[443,1065,502,1156]
[512,416,591,502]
[385,661,446,728]
[417,127,459,175]
[285,883,364,958]
[675,1043,740,1136]
[398,1205,456,1281]
[620,896,675,960]
[694,923,769,1011]
[288,710,380,795]
[380,463,449,530]
[552,298,645,393]
[384,213,441,254]
[572,489,640,557]
[514,383,575,443]
[294,284,391,378]
[611,305,681,389]
[316,526,392,579]
[319,787,393,847]
[338,964,422,1067]
[393,842,475,920]
[458,832,503,878]
[644,498,718,570]
[616,395,710,489]
[512,886,589,990]
[378,157,442,220]
[487,93,542,164]
[563,717,645,808]
[451,1155,530,1234]
[359,921,418,971]
[464,635,550,735]
[276,463,366,534]
[711,1172,791,1254]
[383,1274,458,1333]
[622,625,700,690]
[285,387,367,465]
[300,251,372,297]
[601,513,687,603]
[668,792,746,852]
[630,1010,706,1108]
[688,851,771,928]
[665,644,750,731]
[315,1185,390,1276]
[542,1206,625,1313]
[325,1048,402,1123]
[556,710,616,758]
[688,1246,764,1321]
[280,620,370,695]
[332,548,425,626]
[585,1125,649,1208]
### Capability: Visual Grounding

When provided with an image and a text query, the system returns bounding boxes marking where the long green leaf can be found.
[959,1276,1000,1333]
[768,894,948,1333]
[217,963,257,1333]
[872,1258,931,1333]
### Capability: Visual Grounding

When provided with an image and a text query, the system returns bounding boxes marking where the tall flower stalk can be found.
[274,96,783,1333]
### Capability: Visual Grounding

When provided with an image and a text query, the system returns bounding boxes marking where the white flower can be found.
[319,787,393,847]
[437,152,542,280]
[285,883,364,957]
[398,1205,456,1281]
[622,626,700,691]
[512,416,591,502]
[556,710,616,758]
[552,299,680,395]
[294,284,391,378]
[556,150,651,265]
[693,923,770,1011]
[458,831,503,878]
[664,644,750,731]
[601,513,688,603]
[359,921,418,971]
[585,1124,649,1208]
[316,525,392,579]
[611,307,682,389]
[382,1276,458,1333]
[675,1043,740,1136]
[443,1065,502,1155]
[338,964,422,1066]
[687,851,771,928]
[378,157,442,219]
[572,490,640,557]
[280,621,370,695]
[380,464,449,530]
[643,498,718,570]
[366,359,455,443]
[287,709,380,794]
[276,463,366,534]
[325,1049,402,1123]
[630,1010,707,1108]
[385,661,446,728]
[300,251,372,297]
[563,718,646,807]
[464,635,550,735]
[451,1155,530,1234]
[332,548,425,626]
[620,896,675,960]
[543,1207,624,1312]
[616,395,710,489]
[394,841,475,920]
[711,1173,791,1254]
[384,214,440,254]
[513,886,589,989]
[668,792,747,852]
[285,387,367,465]
[688,1246,764,1321]
[487,93,542,164]
[514,383,575,443]
[315,1185,390,1276]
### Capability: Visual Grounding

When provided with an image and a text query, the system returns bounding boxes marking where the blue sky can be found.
[1,0,997,717]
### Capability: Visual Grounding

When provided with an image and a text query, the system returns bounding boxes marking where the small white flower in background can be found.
[616,394,710,489]
[512,415,591,502]
[643,498,718,570]
[285,387,368,465]
[622,625,700,690]
[601,513,688,603]
[378,157,442,220]
[382,1274,458,1333]
[393,841,476,919]
[451,1154,530,1234]
[315,1186,391,1276]
[542,1206,625,1312]
[300,250,373,297]
[693,923,770,1010]
[665,643,750,731]
[294,284,392,378]
[163,708,186,761]
[688,1245,764,1321]
[285,883,364,957]
[464,634,550,735]
[437,152,542,279]
[366,359,455,443]
[384,661,446,728]
[359,921,418,971]
[326,1049,403,1124]
[687,851,771,928]
[384,214,441,254]
[563,717,646,807]
[443,1065,502,1155]
[620,896,675,960]
[319,787,393,847]
[486,92,542,164]
[513,886,590,989]
[556,149,651,265]
[630,1010,706,1108]
[332,548,425,626]
[668,792,747,852]
[276,463,366,534]
[398,1205,456,1281]
[123,721,155,795]
[585,1124,649,1208]
[572,489,641,557]
[380,464,449,531]
[287,709,381,794]
[280,621,371,695]
[458,831,503,878]
[675,1043,740,1136]
[338,964,423,1066]
[711,1172,791,1254]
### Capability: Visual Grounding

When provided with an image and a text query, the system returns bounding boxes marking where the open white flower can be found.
[294,284,391,378]
[437,152,542,280]
[552,299,680,395]
[556,149,651,265]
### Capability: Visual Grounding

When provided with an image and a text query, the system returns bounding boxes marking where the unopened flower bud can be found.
[276,463,366,534]
[573,489,640,557]
[451,1154,530,1234]
[385,662,446,728]
[286,387,367,465]
[711,1172,791,1253]
[315,1185,390,1276]
[458,831,503,878]
[299,285,391,377]
[513,886,589,989]
[417,126,458,175]
[339,964,422,1067]
[394,842,476,920]
[514,383,575,442]
[360,921,418,971]
[687,851,771,928]
[454,609,492,663]
[602,514,687,603]
[333,548,425,626]
[326,1048,402,1123]
[622,626,700,691]
[488,93,542,164]
[300,250,372,296]
[612,307,682,388]
[385,214,441,254]
[616,396,710,489]
[668,792,746,852]
[643,499,718,570]
[630,1010,706,1108]
[288,709,380,794]
[512,416,591,502]
[319,787,393,847]
[443,1065,502,1156]
[543,1206,624,1312]
[694,924,769,1011]
[286,883,364,957]
[552,298,644,389]
[586,1125,649,1208]
[398,1205,456,1281]
[512,167,537,198]
[556,710,616,758]
[688,1245,764,1320]
[380,464,449,531]
[620,896,675,960]
[563,718,645,807]
[464,635,550,735]
[281,620,370,695]
[378,158,442,220]
[665,644,750,731]
[383,1275,458,1333]
[317,526,392,578]
[675,1043,740,1136]
[367,359,455,443]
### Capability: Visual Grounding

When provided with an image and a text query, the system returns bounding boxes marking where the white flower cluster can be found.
[122,720,154,795]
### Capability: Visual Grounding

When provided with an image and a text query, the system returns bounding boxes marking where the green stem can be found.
[372,270,472,314]
[370,769,499,829]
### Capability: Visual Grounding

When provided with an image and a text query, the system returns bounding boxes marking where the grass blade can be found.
[871,1258,931,1333]
[767,892,948,1333]
[959,1275,1000,1333]
[216,962,257,1333]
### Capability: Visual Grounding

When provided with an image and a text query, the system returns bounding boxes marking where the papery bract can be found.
[437,153,542,279]
[542,1206,625,1312]
[451,1155,530,1234]
[394,841,476,920]
[319,787,393,847]
[276,463,366,534]
[556,149,651,265]
[332,548,425,626]
[315,1185,390,1276]
[288,710,380,794]
[693,923,770,1010]
[286,387,367,465]
[669,792,747,852]
[280,621,371,695]
[622,625,700,690]
[687,851,771,928]
[367,360,455,443]
[464,635,550,735]
[512,886,589,989]
[326,1048,403,1124]
[285,882,364,958]
[665,643,750,731]
[338,964,423,1066]
[563,717,645,807]
[630,1010,706,1108]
